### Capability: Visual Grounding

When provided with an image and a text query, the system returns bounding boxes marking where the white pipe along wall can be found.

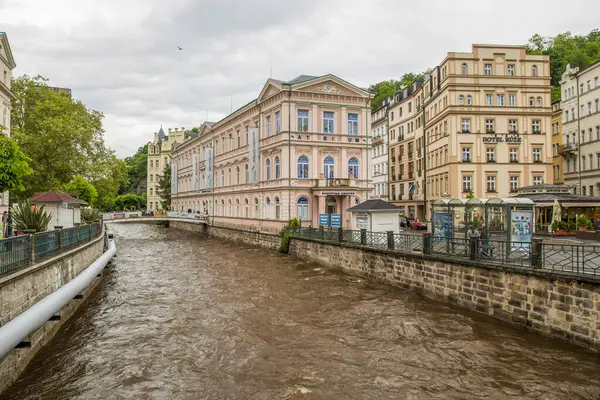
[0,240,116,360]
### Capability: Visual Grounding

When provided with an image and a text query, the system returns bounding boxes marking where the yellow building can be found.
[0,32,17,214]
[551,99,563,184]
[146,126,188,211]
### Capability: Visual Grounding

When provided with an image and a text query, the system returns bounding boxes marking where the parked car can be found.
[399,216,413,228]
[410,220,428,230]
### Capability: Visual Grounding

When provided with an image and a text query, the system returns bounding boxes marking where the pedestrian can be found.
[2,211,6,237]
[6,210,12,237]
[480,223,491,255]
[466,225,479,239]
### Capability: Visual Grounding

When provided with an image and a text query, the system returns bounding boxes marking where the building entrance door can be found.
[325,196,337,215]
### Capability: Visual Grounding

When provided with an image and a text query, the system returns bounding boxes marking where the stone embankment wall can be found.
[0,235,106,393]
[170,220,280,249]
[290,237,600,352]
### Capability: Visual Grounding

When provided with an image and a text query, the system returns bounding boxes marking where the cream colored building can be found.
[551,99,564,184]
[560,61,600,196]
[0,32,17,213]
[371,101,389,200]
[146,126,187,211]
[170,74,372,232]
[422,44,552,217]
[388,81,425,218]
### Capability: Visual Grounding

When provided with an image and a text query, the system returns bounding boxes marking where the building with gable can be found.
[170,74,373,231]
[0,32,17,213]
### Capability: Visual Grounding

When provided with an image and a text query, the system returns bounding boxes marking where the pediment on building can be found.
[0,33,16,69]
[257,79,283,102]
[293,75,370,98]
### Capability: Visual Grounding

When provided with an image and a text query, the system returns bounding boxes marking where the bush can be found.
[558,221,568,231]
[567,221,577,232]
[289,218,300,230]
[81,207,101,223]
[278,225,294,253]
[577,214,593,230]
[11,200,53,232]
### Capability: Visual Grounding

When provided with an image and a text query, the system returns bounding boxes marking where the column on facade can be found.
[312,104,319,134]
[341,106,347,136]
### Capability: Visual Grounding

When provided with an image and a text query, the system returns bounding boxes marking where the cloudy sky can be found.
[1,0,599,157]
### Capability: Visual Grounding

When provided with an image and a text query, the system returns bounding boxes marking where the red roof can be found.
[30,190,87,205]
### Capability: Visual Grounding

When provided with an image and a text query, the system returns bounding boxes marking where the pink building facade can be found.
[170,75,373,232]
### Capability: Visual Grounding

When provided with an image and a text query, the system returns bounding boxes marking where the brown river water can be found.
[2,224,600,399]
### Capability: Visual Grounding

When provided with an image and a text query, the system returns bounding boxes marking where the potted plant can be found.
[577,214,593,231]
[567,221,577,233]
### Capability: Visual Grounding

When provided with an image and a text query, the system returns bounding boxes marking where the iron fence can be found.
[0,224,103,277]
[0,235,30,275]
[292,227,600,277]
[33,230,60,261]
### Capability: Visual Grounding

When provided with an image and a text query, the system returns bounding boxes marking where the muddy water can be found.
[3,224,599,399]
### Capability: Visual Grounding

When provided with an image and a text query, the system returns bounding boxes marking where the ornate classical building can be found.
[0,32,17,213]
[560,61,600,196]
[146,126,188,211]
[170,75,372,232]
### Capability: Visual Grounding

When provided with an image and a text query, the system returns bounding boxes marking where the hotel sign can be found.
[482,134,522,144]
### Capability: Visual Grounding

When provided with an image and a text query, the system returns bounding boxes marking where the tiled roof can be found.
[284,75,319,85]
[31,190,87,205]
[347,199,401,212]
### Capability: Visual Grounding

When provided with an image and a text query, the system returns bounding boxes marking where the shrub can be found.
[11,200,53,232]
[567,221,577,232]
[81,207,101,223]
[289,218,300,230]
[278,225,294,253]
[577,214,593,230]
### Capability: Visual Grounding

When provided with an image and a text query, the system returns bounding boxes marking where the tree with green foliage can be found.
[526,29,600,100]
[369,71,429,111]
[10,75,128,202]
[64,176,98,205]
[0,132,33,194]
[114,193,145,211]
[122,144,148,194]
[157,164,171,210]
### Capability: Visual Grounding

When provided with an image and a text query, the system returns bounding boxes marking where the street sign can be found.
[330,214,341,227]
[319,214,329,226]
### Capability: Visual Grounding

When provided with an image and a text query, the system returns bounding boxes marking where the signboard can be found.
[330,214,341,227]
[433,211,453,239]
[170,162,178,195]
[320,191,356,196]
[192,154,200,191]
[248,127,260,184]
[369,195,381,200]
[482,134,522,144]
[204,147,213,190]
[319,214,329,226]
[356,214,368,230]
[511,211,532,243]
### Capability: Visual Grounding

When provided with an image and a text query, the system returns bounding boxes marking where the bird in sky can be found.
[177,46,184,51]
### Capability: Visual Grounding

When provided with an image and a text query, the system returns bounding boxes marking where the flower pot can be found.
[579,226,587,232]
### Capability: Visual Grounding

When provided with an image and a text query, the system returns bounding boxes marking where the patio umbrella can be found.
[552,199,561,231]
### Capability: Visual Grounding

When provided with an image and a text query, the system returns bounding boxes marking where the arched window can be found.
[228,199,232,217]
[236,166,240,184]
[297,197,309,220]
[266,159,271,180]
[536,96,542,107]
[458,95,464,105]
[355,197,360,205]
[466,95,472,105]
[461,63,467,75]
[297,155,309,179]
[244,198,249,218]
[324,156,335,179]
[228,168,232,186]
[221,170,225,186]
[254,198,259,217]
[275,197,281,220]
[348,157,359,178]
[221,200,225,216]
[532,65,538,77]
[275,156,281,179]
[529,97,534,106]
[236,199,240,217]
[265,197,271,219]
[245,164,249,183]
[214,199,218,216]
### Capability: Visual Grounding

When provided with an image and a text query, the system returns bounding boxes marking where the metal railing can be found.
[293,227,600,277]
[0,223,102,277]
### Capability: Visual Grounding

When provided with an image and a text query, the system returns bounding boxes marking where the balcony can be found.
[372,136,384,147]
[324,178,351,187]
[561,143,576,154]
[462,158,472,163]
[461,129,471,133]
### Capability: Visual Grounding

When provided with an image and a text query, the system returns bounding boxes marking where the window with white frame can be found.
[532,65,538,76]
[486,94,493,106]
[485,119,495,133]
[297,197,309,220]
[254,198,259,217]
[348,157,359,178]
[275,197,281,220]
[532,120,541,133]
[529,97,534,106]
[266,159,271,180]
[298,110,309,132]
[466,95,472,105]
[461,119,470,132]
[459,95,464,105]
[537,97,543,107]
[266,115,271,136]
[533,176,543,185]
[265,198,271,219]
[297,155,309,178]
[497,94,505,106]
[348,113,359,135]
[324,156,335,178]
[236,166,240,184]
[461,63,467,75]
[508,64,515,76]
[510,176,519,192]
[275,156,281,179]
[463,175,472,192]
[245,164,249,182]
[508,119,517,133]
[275,111,280,133]
[462,147,471,161]
[533,148,541,162]
[484,64,492,75]
[323,111,334,133]
[486,147,496,162]
[509,94,516,106]
[510,147,518,162]
[487,175,496,192]
[244,199,249,218]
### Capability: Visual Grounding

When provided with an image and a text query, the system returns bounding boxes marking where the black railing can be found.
[0,223,103,276]
[292,228,600,277]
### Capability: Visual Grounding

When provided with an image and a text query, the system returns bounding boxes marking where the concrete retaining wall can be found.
[0,234,106,393]
[290,237,600,352]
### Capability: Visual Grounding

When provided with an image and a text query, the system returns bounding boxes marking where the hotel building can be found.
[551,99,564,184]
[170,75,372,232]
[402,44,552,218]
[0,32,16,213]
[370,102,389,200]
[560,61,600,196]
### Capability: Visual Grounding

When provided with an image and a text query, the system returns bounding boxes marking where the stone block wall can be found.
[170,221,280,250]
[0,235,106,393]
[290,238,600,352]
